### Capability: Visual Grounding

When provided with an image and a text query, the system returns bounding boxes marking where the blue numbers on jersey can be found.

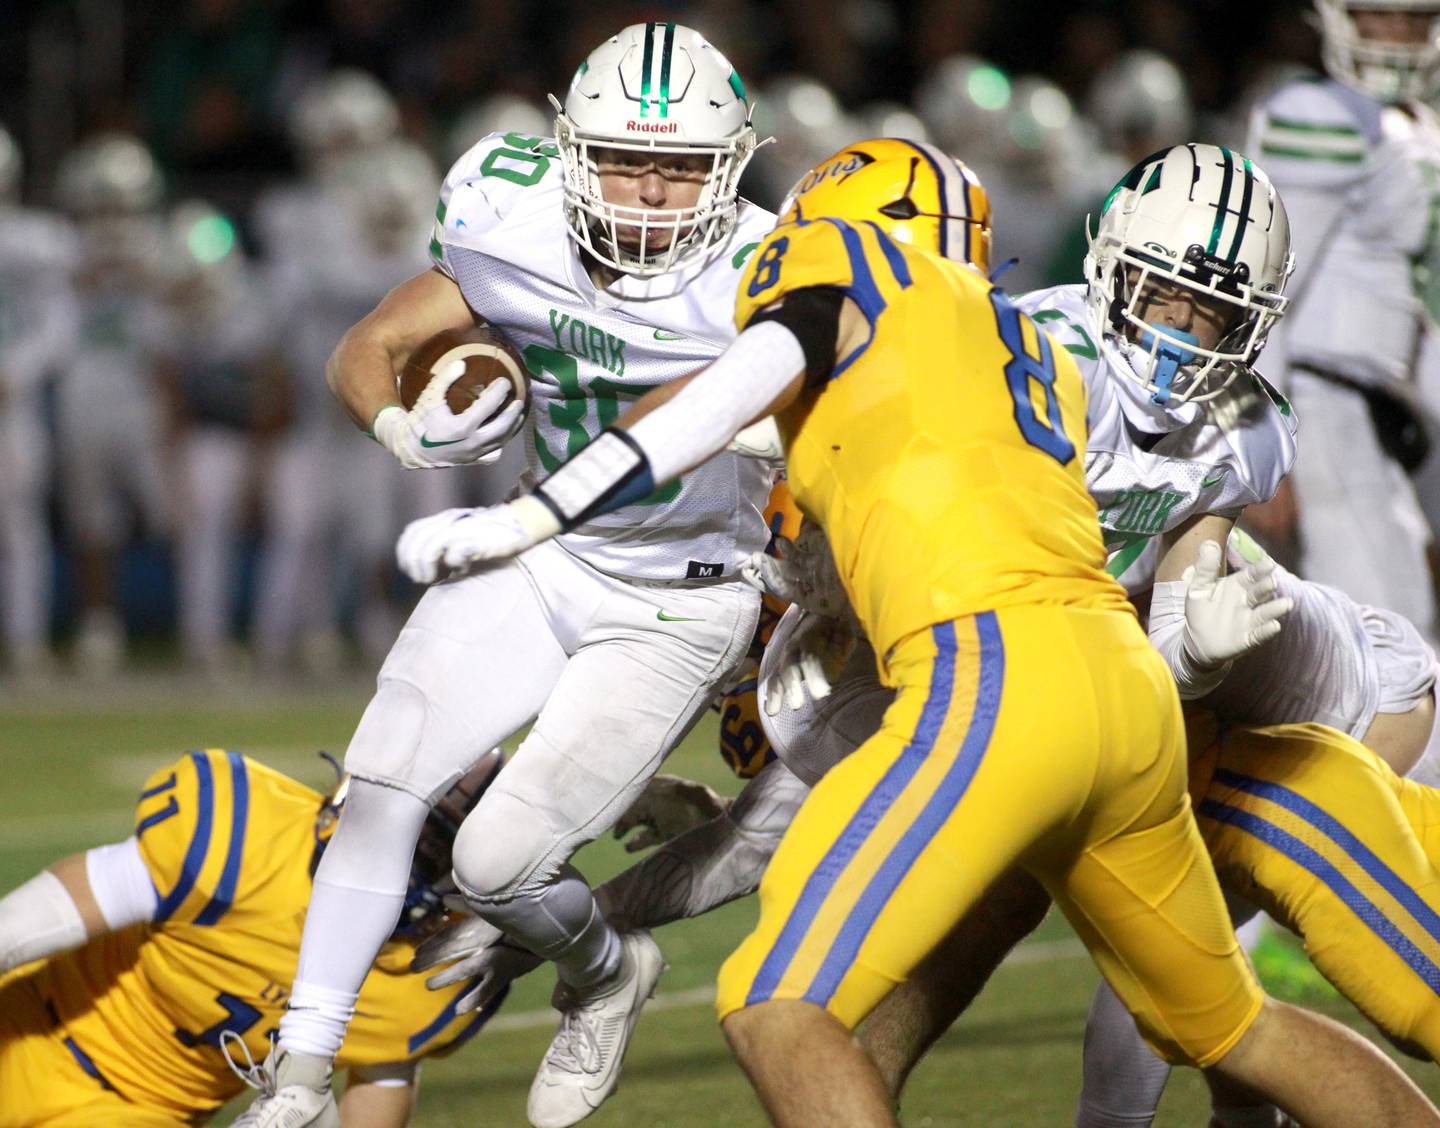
[523,344,681,505]
[746,238,790,298]
[988,289,1077,466]
[173,991,264,1050]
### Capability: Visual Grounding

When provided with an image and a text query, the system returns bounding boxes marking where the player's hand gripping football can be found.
[760,608,859,716]
[396,496,560,583]
[1181,539,1293,667]
[612,774,729,853]
[412,915,542,1015]
[373,362,523,469]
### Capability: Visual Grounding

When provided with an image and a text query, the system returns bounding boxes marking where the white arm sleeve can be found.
[626,320,806,483]
[1148,580,1234,700]
[85,837,159,930]
[0,870,88,973]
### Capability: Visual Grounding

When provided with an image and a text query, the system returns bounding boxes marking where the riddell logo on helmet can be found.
[626,120,679,134]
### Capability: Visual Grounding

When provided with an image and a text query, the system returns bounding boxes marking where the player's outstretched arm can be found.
[337,1064,419,1128]
[326,268,476,435]
[0,839,156,972]
[395,293,863,583]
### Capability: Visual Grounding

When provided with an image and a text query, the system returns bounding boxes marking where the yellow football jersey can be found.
[734,217,1130,669]
[0,750,489,1122]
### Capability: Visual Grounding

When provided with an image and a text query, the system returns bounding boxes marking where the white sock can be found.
[281,979,361,1060]
[278,779,430,1058]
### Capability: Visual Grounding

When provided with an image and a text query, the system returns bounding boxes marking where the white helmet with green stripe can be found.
[1315,0,1440,103]
[1085,143,1293,404]
[552,22,759,276]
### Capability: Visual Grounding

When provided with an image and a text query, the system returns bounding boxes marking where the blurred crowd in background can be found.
[0,0,1322,682]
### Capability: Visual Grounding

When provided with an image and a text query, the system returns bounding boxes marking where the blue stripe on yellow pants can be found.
[718,606,1263,1066]
[1196,721,1440,1057]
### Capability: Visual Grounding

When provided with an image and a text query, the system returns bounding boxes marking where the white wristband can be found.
[0,870,88,974]
[370,404,407,450]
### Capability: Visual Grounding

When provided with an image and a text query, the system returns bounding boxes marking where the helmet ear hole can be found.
[878,196,920,220]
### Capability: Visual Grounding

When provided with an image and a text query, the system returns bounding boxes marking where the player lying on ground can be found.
[0,749,503,1128]
[394,136,1439,1127]
[233,23,781,1128]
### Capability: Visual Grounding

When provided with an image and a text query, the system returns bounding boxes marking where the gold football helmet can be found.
[779,137,992,273]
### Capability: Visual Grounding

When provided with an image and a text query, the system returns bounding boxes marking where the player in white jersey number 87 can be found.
[232,23,775,1128]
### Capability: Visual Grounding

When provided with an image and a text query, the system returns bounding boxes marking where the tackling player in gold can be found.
[394,137,1438,1126]
[0,749,503,1127]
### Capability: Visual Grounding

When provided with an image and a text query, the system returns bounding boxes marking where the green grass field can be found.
[2,680,1437,1126]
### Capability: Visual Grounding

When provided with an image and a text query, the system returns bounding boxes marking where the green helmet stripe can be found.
[728,69,746,102]
[1225,156,1256,264]
[1207,145,1235,256]
[658,22,676,118]
[640,22,655,118]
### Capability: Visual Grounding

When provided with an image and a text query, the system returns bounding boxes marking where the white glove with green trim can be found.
[372,366,522,469]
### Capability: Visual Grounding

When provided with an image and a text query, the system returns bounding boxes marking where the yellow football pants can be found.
[718,605,1263,1067]
[0,970,192,1128]
[1193,718,1440,1059]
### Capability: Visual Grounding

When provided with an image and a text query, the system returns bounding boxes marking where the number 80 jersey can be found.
[431,131,777,581]
[734,218,1132,668]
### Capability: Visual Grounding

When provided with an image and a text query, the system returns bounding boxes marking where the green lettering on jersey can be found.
[1100,488,1185,535]
[1031,308,1097,360]
[525,338,679,505]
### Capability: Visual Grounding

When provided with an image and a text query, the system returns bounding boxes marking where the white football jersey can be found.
[268,191,432,434]
[0,205,77,401]
[1249,76,1440,389]
[63,220,171,428]
[431,131,776,581]
[1018,284,1296,596]
[169,264,274,430]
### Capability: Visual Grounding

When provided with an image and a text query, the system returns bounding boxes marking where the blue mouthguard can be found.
[1138,325,1199,405]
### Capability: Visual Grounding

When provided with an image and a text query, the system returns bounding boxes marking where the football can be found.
[398,323,529,420]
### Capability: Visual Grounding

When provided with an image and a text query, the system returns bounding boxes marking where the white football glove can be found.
[396,496,560,584]
[1181,539,1293,666]
[741,522,851,618]
[412,915,542,1015]
[372,366,523,469]
[760,609,859,716]
[612,774,729,854]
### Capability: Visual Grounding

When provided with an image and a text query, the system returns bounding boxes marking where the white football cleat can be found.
[223,1035,340,1128]
[527,930,667,1128]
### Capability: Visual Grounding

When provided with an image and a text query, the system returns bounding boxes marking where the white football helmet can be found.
[1086,143,1292,404]
[336,138,438,251]
[855,101,930,143]
[1086,50,1193,159]
[914,55,1012,169]
[1316,0,1440,103]
[749,76,856,207]
[0,124,19,203]
[447,93,552,164]
[290,68,400,175]
[56,132,162,214]
[552,22,760,276]
[165,198,245,317]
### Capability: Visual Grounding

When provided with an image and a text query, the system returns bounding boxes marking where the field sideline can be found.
[2,680,1436,1125]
